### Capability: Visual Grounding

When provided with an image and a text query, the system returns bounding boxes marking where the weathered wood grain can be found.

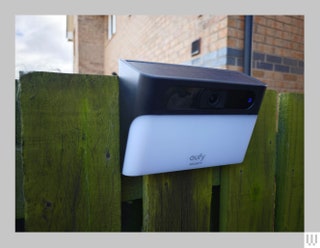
[21,72,121,231]
[16,79,24,222]
[275,93,304,231]
[219,90,278,231]
[143,168,214,231]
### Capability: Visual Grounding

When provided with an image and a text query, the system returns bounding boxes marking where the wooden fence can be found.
[16,72,304,232]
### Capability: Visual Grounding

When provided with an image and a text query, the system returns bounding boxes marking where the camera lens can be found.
[198,89,225,109]
[208,93,219,106]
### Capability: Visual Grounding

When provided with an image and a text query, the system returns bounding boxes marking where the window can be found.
[191,38,201,56]
[108,15,116,40]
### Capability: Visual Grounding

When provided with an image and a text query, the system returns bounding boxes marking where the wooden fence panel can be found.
[18,72,304,232]
[275,93,304,231]
[20,72,121,231]
[143,168,214,231]
[219,90,278,231]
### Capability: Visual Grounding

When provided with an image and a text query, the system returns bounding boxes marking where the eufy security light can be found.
[119,59,266,176]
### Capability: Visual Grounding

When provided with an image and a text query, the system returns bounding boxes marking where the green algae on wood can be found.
[143,167,214,231]
[219,90,278,231]
[20,72,121,231]
[275,93,304,231]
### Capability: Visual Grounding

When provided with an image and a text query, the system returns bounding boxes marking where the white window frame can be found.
[108,15,116,40]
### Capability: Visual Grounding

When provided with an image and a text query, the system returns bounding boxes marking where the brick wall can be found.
[251,16,304,92]
[73,15,304,93]
[76,15,105,75]
[226,16,245,72]
[103,15,228,74]
[221,15,304,92]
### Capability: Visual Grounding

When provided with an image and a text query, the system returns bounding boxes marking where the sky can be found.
[15,15,73,79]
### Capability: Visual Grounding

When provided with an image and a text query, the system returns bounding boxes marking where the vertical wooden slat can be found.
[143,167,214,231]
[219,90,278,231]
[21,72,121,231]
[16,79,24,225]
[275,93,304,231]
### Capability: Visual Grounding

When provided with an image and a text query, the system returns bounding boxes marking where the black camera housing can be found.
[119,59,266,118]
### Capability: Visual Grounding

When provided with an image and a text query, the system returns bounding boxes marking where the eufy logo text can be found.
[189,153,206,166]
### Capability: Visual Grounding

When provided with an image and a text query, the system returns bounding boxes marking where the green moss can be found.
[275,93,304,231]
[219,90,278,231]
[21,72,121,231]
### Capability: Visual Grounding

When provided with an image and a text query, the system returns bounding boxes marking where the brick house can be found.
[67,15,304,93]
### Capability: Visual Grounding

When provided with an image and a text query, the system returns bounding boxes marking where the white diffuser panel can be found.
[122,114,257,176]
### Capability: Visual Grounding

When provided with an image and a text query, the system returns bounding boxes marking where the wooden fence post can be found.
[20,72,121,231]
[275,93,304,231]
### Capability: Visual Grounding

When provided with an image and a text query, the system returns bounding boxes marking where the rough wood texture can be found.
[275,93,304,231]
[16,80,24,221]
[21,72,121,231]
[143,168,214,231]
[219,90,278,231]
